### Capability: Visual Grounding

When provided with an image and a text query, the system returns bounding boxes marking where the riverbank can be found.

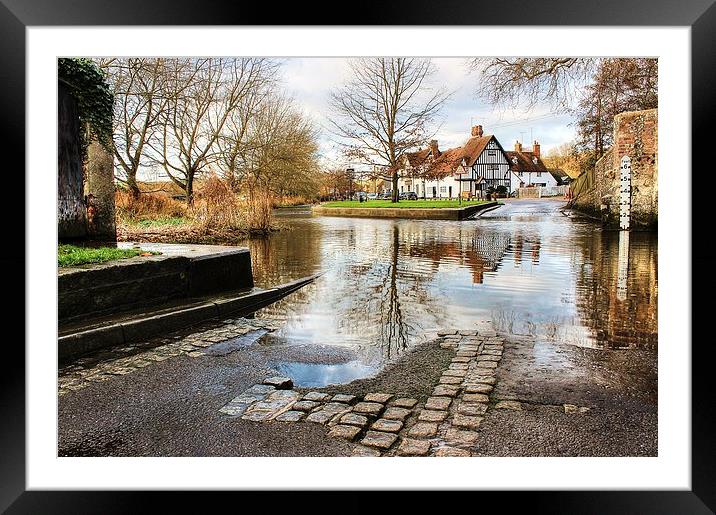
[117,221,280,245]
[313,201,498,220]
[321,199,491,209]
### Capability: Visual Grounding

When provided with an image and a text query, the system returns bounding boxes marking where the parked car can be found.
[379,190,393,200]
[352,191,368,201]
[399,191,418,200]
[367,193,378,200]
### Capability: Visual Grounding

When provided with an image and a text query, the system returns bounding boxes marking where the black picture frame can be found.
[2,0,713,512]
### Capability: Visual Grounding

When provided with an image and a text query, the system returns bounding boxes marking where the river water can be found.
[239,199,657,384]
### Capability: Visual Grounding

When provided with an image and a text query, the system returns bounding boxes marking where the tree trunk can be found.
[127,175,141,200]
[186,172,194,205]
[391,172,399,203]
[58,81,87,240]
[85,139,117,241]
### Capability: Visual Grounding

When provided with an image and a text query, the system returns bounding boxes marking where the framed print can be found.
[3,0,714,511]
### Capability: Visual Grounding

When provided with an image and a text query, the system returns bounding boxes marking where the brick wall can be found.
[572,108,657,230]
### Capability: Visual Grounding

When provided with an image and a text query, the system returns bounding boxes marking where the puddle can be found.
[273,360,377,387]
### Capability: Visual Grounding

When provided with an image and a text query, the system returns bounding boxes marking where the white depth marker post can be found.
[619,156,632,230]
[617,155,632,301]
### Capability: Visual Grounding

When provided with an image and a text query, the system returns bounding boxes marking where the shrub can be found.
[190,174,243,230]
[115,189,186,223]
[244,191,273,232]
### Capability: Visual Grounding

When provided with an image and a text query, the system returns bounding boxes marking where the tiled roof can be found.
[405,148,434,167]
[424,147,465,180]
[506,151,548,172]
[462,135,494,167]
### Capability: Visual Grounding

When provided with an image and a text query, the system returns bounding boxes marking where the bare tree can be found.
[149,58,274,204]
[100,58,169,199]
[467,57,595,111]
[328,58,450,202]
[214,62,278,192]
[469,57,657,159]
[576,58,658,158]
[237,94,320,199]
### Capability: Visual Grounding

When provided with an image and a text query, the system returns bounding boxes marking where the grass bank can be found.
[321,199,491,209]
[58,244,158,268]
[115,176,280,245]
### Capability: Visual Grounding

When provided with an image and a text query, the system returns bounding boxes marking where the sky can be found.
[278,58,579,171]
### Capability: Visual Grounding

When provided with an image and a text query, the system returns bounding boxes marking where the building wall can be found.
[471,140,511,192]
[572,108,657,230]
[402,175,465,198]
[510,170,558,193]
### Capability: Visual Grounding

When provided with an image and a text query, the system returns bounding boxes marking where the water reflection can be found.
[238,200,657,372]
[273,360,378,388]
[573,229,657,350]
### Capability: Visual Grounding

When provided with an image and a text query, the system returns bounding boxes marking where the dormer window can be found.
[512,157,518,164]
[532,157,538,165]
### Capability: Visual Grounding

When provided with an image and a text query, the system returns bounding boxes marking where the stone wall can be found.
[58,81,87,239]
[572,108,657,230]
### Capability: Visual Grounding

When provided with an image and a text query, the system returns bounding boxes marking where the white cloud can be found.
[277,58,579,168]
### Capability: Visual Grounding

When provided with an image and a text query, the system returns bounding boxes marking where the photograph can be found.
[56,55,659,459]
[0,6,706,507]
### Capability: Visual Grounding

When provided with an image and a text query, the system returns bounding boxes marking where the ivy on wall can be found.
[58,58,113,156]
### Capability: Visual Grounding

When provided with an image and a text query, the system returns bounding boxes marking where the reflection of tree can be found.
[243,216,323,287]
[573,231,657,350]
[378,225,409,358]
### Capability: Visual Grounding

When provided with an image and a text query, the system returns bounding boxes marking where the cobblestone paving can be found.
[217,328,506,457]
[57,317,281,396]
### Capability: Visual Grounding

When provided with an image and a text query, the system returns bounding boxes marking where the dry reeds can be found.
[115,189,186,222]
[243,190,273,233]
[190,174,243,230]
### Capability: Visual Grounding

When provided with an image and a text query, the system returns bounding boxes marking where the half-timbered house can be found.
[396,125,512,199]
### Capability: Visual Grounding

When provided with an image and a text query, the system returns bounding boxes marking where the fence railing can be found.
[569,168,595,201]
[517,185,568,198]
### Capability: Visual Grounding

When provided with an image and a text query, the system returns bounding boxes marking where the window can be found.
[488,150,496,156]
[518,171,523,177]
[536,172,542,177]
[440,186,447,193]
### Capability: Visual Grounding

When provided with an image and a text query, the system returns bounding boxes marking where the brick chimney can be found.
[532,140,540,158]
[429,139,439,157]
[514,141,522,152]
[471,125,483,137]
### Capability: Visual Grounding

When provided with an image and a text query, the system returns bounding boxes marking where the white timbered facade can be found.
[396,126,512,199]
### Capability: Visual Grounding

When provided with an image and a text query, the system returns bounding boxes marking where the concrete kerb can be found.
[58,274,321,363]
[312,202,498,220]
[59,246,254,323]
[469,203,504,218]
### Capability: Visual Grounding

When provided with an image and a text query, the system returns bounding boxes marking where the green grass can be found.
[320,199,492,209]
[58,244,159,268]
[133,216,187,228]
